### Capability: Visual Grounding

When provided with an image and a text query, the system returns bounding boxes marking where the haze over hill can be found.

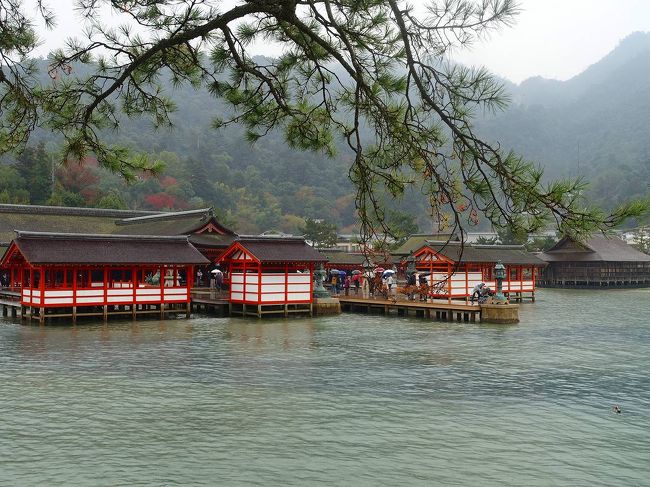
[477,31,650,213]
[5,32,650,234]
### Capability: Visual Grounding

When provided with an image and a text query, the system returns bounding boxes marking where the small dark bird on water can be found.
[612,405,621,414]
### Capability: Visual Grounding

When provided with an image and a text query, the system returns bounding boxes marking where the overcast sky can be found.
[33,0,650,84]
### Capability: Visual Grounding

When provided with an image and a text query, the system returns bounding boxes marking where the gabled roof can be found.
[540,235,650,262]
[393,233,458,256]
[417,241,546,266]
[114,207,237,240]
[5,231,209,265]
[220,237,327,263]
[188,233,238,248]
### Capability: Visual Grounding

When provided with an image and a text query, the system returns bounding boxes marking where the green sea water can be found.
[1,289,649,486]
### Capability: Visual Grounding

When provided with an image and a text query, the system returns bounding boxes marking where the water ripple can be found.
[1,289,649,486]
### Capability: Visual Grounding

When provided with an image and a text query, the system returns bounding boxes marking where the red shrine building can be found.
[218,237,327,317]
[414,241,546,301]
[0,231,209,322]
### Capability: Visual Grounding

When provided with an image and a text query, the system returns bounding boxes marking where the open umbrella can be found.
[375,267,385,274]
[381,269,396,278]
[210,269,223,274]
[328,269,340,275]
[351,270,361,275]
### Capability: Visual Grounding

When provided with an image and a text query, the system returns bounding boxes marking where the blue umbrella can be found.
[381,269,396,278]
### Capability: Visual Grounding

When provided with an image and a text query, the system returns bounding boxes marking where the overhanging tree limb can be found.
[0,0,646,238]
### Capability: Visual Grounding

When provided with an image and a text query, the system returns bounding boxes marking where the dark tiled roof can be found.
[423,241,546,266]
[188,233,237,248]
[0,203,155,218]
[237,237,327,263]
[0,204,236,248]
[114,208,237,237]
[540,235,650,262]
[0,204,156,246]
[13,231,209,265]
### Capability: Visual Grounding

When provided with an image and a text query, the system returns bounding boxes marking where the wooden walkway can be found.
[0,289,20,318]
[190,290,229,316]
[338,296,482,322]
[191,290,312,318]
[1,288,482,323]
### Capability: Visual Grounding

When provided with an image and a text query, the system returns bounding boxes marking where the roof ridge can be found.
[0,203,157,218]
[238,235,307,243]
[116,208,213,225]
[472,244,526,250]
[15,230,189,242]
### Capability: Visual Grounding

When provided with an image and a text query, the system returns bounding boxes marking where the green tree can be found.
[386,210,420,248]
[15,141,52,204]
[1,0,647,239]
[302,218,338,248]
[47,184,86,207]
[95,190,128,210]
[0,164,29,203]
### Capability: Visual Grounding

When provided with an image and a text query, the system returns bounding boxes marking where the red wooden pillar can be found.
[39,265,46,320]
[284,262,288,304]
[40,266,46,295]
[72,266,77,308]
[429,257,433,296]
[532,266,536,290]
[29,267,34,305]
[159,265,164,303]
[132,266,137,307]
[186,265,193,297]
[257,262,262,306]
[103,267,108,305]
[242,260,247,303]
[464,264,469,301]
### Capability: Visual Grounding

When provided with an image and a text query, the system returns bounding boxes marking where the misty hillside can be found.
[11,32,650,233]
[477,32,650,211]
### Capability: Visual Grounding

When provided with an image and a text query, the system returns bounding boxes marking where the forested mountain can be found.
[3,32,650,234]
[476,32,650,216]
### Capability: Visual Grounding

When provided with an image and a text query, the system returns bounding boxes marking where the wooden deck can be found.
[0,289,20,318]
[190,289,230,316]
[190,289,312,318]
[338,296,482,322]
[0,287,196,322]
[1,288,483,323]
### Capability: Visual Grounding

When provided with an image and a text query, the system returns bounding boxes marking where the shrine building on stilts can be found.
[0,231,209,323]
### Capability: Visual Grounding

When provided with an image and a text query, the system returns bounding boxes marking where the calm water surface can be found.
[1,289,649,486]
